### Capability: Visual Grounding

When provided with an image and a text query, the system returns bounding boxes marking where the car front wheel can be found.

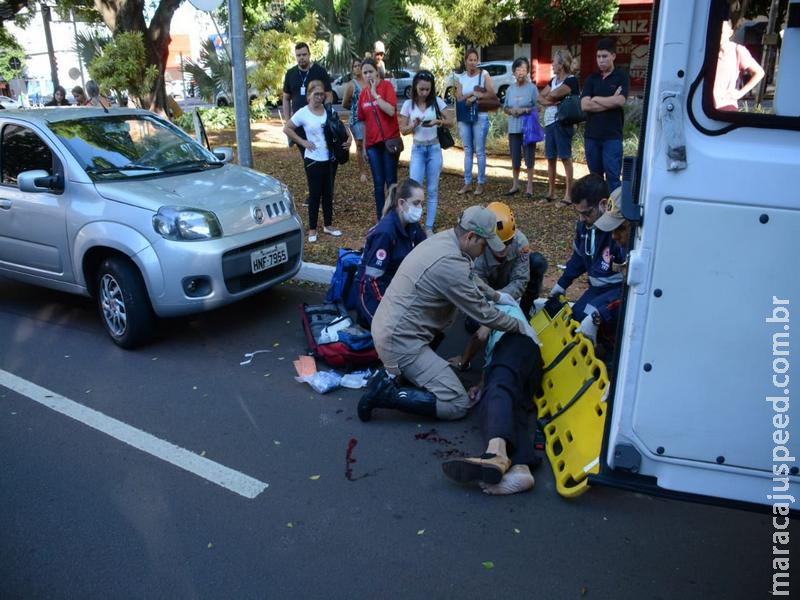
[96,257,154,349]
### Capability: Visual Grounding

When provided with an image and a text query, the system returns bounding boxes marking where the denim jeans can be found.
[409,142,443,229]
[366,144,399,220]
[584,136,623,192]
[458,113,490,184]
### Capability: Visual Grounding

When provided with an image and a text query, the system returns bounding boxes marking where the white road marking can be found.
[0,369,268,499]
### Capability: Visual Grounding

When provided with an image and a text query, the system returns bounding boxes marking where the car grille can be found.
[222,230,302,293]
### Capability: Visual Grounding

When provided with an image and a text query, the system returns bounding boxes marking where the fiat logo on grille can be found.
[252,206,264,223]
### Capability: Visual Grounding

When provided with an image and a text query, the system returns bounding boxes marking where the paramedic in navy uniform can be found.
[550,174,625,322]
[356,179,427,326]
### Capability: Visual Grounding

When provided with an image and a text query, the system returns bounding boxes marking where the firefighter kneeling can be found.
[359,206,540,422]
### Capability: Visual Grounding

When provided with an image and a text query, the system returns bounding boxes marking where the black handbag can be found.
[433,100,454,149]
[557,94,586,126]
[323,104,351,164]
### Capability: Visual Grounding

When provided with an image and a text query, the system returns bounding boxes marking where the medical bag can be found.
[299,302,380,369]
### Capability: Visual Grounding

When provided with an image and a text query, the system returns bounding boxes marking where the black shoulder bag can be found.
[433,100,454,149]
[323,104,351,164]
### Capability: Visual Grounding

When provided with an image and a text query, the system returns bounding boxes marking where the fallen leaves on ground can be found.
[482,561,495,570]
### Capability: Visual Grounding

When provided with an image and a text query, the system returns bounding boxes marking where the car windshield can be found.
[49,114,220,180]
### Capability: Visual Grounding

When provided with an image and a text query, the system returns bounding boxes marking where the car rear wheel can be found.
[96,257,154,349]
[217,98,229,107]
[403,86,412,99]
[444,87,455,104]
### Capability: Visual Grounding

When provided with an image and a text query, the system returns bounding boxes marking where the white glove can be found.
[549,283,565,298]
[496,291,518,306]
[577,312,599,345]
[521,320,542,347]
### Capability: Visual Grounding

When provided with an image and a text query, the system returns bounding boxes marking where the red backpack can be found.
[299,303,380,370]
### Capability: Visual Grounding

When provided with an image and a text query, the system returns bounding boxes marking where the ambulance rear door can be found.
[592,0,800,510]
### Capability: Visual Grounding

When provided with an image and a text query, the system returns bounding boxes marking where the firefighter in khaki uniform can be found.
[359,206,540,422]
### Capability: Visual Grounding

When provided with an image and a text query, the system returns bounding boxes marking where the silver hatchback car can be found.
[0,108,303,347]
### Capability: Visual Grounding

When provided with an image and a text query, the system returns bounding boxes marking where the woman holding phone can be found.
[357,58,401,220]
[399,71,453,236]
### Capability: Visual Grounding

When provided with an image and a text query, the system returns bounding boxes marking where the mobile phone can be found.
[421,120,433,127]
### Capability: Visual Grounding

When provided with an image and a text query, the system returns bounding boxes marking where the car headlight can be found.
[152,206,223,241]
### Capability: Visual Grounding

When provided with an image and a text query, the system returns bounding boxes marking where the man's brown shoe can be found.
[441,453,511,485]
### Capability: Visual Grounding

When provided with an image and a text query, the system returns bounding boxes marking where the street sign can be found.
[8,57,21,70]
[68,67,81,81]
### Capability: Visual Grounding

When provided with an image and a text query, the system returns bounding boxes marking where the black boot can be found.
[358,369,397,422]
[358,373,438,421]
[390,386,438,418]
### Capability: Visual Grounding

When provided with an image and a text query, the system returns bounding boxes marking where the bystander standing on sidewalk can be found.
[399,71,453,236]
[537,49,579,205]
[342,58,369,183]
[503,57,538,199]
[580,38,629,192]
[357,58,401,220]
[456,48,495,196]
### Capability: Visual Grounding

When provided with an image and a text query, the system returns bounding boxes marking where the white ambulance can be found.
[593,0,799,518]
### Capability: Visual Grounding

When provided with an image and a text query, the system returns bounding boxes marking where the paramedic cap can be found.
[594,187,625,232]
[459,206,505,253]
[373,41,386,54]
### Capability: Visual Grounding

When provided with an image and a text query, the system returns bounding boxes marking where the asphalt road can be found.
[0,277,783,599]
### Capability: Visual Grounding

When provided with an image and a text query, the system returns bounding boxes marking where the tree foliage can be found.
[248,11,326,104]
[182,38,233,103]
[88,31,158,106]
[314,0,417,74]
[0,28,25,80]
[442,0,510,48]
[406,3,458,83]
[522,0,618,46]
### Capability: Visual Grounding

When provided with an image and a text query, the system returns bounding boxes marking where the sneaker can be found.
[323,226,342,237]
[473,184,484,196]
[308,231,317,243]
[425,227,434,238]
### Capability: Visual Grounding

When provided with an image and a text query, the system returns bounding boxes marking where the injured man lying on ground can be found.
[442,303,543,495]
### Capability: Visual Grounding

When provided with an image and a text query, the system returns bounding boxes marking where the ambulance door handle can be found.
[627,249,651,296]
[660,91,687,172]
[0,199,12,210]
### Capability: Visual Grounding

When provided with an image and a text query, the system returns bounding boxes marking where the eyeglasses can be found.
[417,72,434,81]
[575,205,598,218]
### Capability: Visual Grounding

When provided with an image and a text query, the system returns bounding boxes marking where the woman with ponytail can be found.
[355,178,427,326]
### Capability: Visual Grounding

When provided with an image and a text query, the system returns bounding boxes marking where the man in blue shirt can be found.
[580,38,630,192]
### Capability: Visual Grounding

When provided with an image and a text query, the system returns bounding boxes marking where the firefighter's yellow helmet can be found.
[486,202,516,243]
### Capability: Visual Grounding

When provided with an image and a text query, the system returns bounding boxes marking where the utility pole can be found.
[227,0,252,168]
[40,3,59,91]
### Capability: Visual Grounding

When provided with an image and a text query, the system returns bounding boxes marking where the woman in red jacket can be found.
[357,58,401,221]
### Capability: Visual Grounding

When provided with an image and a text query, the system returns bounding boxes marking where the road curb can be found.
[297,261,335,285]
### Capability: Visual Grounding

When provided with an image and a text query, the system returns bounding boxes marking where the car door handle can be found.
[0,199,12,210]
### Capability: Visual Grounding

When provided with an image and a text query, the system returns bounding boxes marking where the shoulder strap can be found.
[370,85,387,140]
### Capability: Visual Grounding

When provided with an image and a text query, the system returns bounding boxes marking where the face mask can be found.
[404,205,423,223]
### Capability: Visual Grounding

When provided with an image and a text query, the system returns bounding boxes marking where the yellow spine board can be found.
[531,302,610,498]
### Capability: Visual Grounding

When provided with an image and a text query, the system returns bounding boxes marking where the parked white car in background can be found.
[0,95,20,109]
[389,69,416,100]
[0,107,303,348]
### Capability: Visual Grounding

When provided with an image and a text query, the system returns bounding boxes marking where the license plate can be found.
[250,242,288,274]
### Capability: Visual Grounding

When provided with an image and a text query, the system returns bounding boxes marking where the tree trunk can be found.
[94,0,182,113]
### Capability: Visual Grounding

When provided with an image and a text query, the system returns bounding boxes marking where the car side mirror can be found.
[213,147,234,163]
[18,169,63,193]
